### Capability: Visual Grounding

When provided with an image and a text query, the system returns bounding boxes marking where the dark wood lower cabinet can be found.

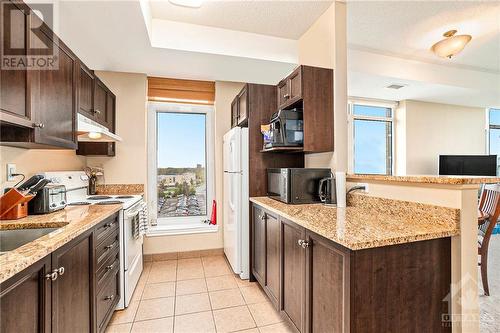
[251,202,452,333]
[252,205,266,285]
[265,212,280,307]
[0,212,120,333]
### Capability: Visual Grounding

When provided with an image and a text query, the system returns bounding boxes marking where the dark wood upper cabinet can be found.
[281,218,306,333]
[78,62,95,119]
[51,233,92,333]
[231,98,238,128]
[237,85,248,126]
[93,78,107,126]
[0,255,51,333]
[0,1,31,128]
[277,80,289,109]
[106,91,116,132]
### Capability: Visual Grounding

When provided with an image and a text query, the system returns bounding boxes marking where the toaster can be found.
[28,184,67,214]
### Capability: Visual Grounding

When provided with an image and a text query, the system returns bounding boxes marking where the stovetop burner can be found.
[68,201,91,206]
[88,196,113,200]
[115,195,134,199]
[95,200,124,205]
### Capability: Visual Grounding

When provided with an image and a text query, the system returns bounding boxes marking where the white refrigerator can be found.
[223,127,250,279]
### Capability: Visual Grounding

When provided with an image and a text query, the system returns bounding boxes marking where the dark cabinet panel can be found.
[78,62,94,119]
[0,256,51,333]
[281,218,305,333]
[94,78,107,126]
[51,233,92,333]
[305,231,348,333]
[288,68,302,104]
[277,80,289,109]
[231,98,238,128]
[29,13,77,149]
[252,205,266,285]
[237,86,248,126]
[106,91,116,132]
[265,211,280,307]
[0,1,31,127]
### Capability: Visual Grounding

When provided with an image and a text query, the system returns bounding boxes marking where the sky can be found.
[157,112,206,168]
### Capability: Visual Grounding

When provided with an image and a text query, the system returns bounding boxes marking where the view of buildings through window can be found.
[156,112,207,219]
[351,104,393,175]
[489,108,500,175]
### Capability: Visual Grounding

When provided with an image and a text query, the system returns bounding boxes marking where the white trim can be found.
[348,96,399,109]
[147,101,215,227]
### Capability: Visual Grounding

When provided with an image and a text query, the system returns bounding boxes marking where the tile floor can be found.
[106,255,295,333]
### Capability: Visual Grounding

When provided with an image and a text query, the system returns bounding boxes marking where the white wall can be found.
[298,2,348,172]
[395,100,486,175]
[87,71,148,185]
[143,81,245,254]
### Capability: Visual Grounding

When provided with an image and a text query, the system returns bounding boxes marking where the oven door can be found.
[123,202,144,307]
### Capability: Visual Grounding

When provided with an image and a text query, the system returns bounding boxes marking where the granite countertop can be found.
[250,195,460,251]
[346,174,500,185]
[0,205,122,283]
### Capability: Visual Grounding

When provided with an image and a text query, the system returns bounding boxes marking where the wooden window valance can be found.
[147,77,215,105]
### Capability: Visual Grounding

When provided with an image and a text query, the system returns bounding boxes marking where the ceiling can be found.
[149,1,333,39]
[348,1,500,73]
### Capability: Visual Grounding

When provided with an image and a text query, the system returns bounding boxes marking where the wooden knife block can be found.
[0,188,34,220]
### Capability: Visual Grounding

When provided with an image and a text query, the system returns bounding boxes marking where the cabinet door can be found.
[231,98,238,128]
[51,232,92,333]
[106,91,116,132]
[0,256,51,333]
[281,218,306,332]
[237,86,248,126]
[252,205,266,285]
[265,211,280,307]
[78,62,94,119]
[277,79,289,109]
[0,1,32,127]
[288,67,302,103]
[94,79,107,126]
[29,15,77,149]
[305,231,349,333]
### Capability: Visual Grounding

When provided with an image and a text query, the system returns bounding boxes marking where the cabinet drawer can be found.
[95,229,119,270]
[95,214,119,246]
[96,248,120,293]
[96,268,120,331]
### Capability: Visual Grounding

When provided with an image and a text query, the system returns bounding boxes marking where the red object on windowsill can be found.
[210,200,217,225]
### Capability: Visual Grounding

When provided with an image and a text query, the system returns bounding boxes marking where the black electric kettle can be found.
[318,172,337,205]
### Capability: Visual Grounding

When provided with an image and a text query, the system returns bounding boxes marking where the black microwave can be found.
[267,168,331,204]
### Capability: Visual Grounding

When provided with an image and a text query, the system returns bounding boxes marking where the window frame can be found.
[147,101,215,231]
[348,98,396,175]
[487,108,500,176]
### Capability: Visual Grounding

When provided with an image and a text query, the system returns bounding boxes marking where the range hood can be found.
[77,113,122,142]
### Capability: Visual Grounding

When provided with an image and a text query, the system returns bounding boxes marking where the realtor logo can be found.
[1,2,58,70]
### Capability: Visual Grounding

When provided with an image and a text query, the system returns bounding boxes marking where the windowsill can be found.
[146,223,218,237]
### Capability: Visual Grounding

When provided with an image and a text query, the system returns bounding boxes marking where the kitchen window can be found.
[488,108,500,175]
[147,102,215,234]
[348,99,395,175]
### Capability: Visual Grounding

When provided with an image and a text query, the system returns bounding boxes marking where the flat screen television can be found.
[439,155,497,176]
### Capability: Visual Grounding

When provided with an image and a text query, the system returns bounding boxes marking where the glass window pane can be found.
[354,119,391,175]
[490,108,500,126]
[353,104,391,117]
[157,112,207,218]
[490,128,500,175]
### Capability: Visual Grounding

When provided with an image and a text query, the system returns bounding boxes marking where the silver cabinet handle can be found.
[297,239,305,247]
[45,271,58,281]
[105,243,115,251]
[33,123,45,128]
[106,263,114,271]
[301,241,310,249]
[104,222,114,228]
[260,214,266,221]
[94,109,101,115]
[57,267,65,276]
[283,94,290,99]
[104,295,114,301]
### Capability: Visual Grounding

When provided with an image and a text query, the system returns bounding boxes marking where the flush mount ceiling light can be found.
[431,30,472,59]
[169,0,203,8]
[386,84,406,90]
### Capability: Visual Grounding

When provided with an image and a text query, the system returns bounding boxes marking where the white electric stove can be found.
[41,171,144,310]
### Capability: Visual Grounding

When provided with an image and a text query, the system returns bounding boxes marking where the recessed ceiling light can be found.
[431,30,472,59]
[169,0,203,8]
[386,84,406,90]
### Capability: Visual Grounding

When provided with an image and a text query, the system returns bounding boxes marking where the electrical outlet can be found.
[7,164,16,181]
[358,183,369,193]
